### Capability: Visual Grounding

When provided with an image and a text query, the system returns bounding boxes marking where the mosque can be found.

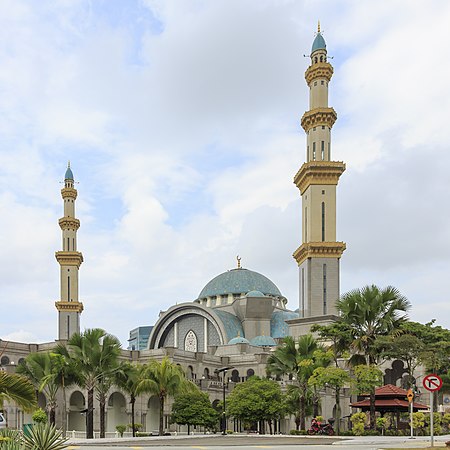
[1,26,401,435]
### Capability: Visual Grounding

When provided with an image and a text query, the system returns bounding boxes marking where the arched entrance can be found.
[107,392,128,432]
[146,396,160,433]
[68,391,86,432]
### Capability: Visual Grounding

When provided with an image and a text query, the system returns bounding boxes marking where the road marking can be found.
[67,447,80,450]
[191,447,208,450]
[130,447,143,450]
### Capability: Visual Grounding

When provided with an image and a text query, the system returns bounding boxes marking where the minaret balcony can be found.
[294,161,345,194]
[55,300,84,313]
[293,241,346,266]
[58,217,80,230]
[61,187,77,199]
[301,107,337,132]
[55,251,83,267]
[305,62,333,85]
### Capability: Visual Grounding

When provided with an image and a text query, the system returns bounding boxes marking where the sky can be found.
[1,0,450,347]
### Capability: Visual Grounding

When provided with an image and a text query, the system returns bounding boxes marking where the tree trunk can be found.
[49,407,56,426]
[87,388,94,439]
[369,389,376,430]
[99,392,106,438]
[159,395,164,436]
[187,424,190,435]
[299,393,306,430]
[131,396,136,437]
[295,416,300,431]
[268,420,273,435]
[335,386,341,435]
[62,377,67,437]
[313,391,320,418]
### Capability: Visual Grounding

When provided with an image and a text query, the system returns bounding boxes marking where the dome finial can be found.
[68,160,71,169]
[318,20,320,33]
[237,255,241,269]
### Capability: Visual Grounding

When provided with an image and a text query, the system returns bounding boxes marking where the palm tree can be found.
[16,352,61,424]
[137,357,193,436]
[0,371,36,411]
[337,284,411,428]
[114,362,143,437]
[267,334,329,430]
[58,328,121,439]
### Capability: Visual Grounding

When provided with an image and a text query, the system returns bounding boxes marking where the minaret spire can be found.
[317,20,320,33]
[55,164,83,340]
[293,25,346,318]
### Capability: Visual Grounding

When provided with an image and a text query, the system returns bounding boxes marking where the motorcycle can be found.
[307,421,335,436]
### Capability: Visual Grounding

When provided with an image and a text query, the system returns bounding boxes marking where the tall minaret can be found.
[293,24,346,318]
[55,163,83,340]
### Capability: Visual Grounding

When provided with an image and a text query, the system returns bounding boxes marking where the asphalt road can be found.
[65,433,450,450]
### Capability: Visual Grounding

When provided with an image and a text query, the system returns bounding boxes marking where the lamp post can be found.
[215,366,234,435]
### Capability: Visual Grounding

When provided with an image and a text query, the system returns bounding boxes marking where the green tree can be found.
[57,328,121,439]
[137,357,193,436]
[114,362,143,437]
[310,322,353,366]
[0,371,36,411]
[226,377,285,434]
[308,366,350,434]
[284,384,312,431]
[17,352,69,425]
[337,285,411,366]
[378,334,425,388]
[352,365,383,430]
[267,334,329,430]
[171,390,219,434]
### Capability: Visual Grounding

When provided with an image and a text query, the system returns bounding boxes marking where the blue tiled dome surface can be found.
[198,268,282,299]
[250,335,277,346]
[271,310,299,339]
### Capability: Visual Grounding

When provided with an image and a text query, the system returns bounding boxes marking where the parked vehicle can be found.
[307,418,334,436]
[0,412,6,429]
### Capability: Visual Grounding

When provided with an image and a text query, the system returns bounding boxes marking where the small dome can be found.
[65,166,74,180]
[228,336,250,345]
[246,290,265,298]
[250,335,277,347]
[198,268,282,300]
[311,33,326,53]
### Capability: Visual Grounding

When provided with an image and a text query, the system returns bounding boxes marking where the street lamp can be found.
[214,366,234,435]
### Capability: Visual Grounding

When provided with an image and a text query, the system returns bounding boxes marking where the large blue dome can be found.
[198,268,282,299]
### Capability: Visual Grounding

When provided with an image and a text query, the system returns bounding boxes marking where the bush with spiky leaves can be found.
[22,423,68,450]
[0,429,22,450]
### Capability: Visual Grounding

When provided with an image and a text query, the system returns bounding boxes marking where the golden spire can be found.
[68,160,71,169]
[318,20,321,33]
[237,255,241,269]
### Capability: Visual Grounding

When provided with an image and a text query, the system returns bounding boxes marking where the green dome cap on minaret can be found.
[311,21,326,53]
[311,32,326,53]
[65,162,74,180]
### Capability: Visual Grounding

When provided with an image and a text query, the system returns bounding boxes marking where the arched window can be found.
[184,330,197,352]
[231,369,240,383]
[203,367,210,379]
[247,369,255,379]
[320,55,323,62]
[1,356,10,366]
[323,264,327,315]
[314,56,318,64]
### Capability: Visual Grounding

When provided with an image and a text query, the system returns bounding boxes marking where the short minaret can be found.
[55,163,83,340]
[293,24,346,318]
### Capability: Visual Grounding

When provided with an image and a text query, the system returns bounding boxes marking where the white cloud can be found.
[1,1,450,346]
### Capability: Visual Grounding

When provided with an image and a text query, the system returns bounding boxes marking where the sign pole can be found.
[410,400,413,438]
[430,390,434,448]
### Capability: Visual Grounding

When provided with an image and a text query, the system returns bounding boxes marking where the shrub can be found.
[127,423,142,432]
[362,429,380,436]
[22,423,68,450]
[289,429,307,435]
[376,417,387,435]
[115,425,126,437]
[32,408,48,424]
[135,432,151,437]
[350,412,367,436]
